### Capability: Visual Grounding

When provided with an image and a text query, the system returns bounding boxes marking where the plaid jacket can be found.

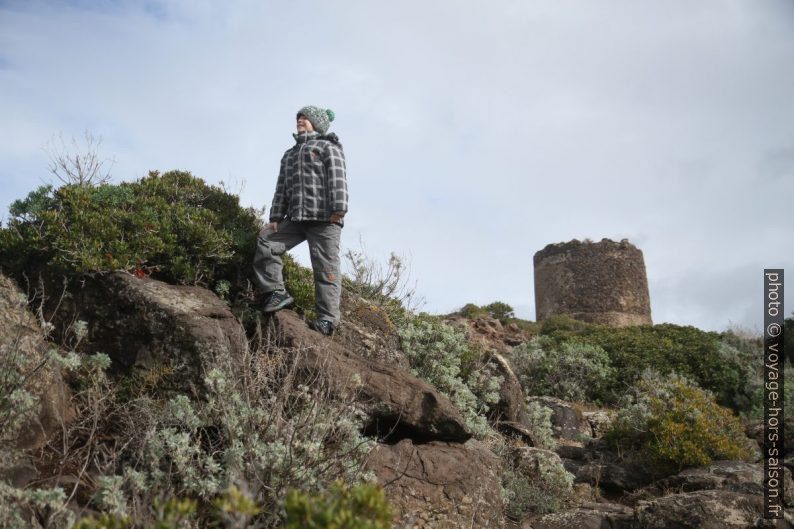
[269,131,348,226]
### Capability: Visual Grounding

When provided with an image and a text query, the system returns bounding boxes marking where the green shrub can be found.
[458,303,487,319]
[714,329,779,418]
[522,400,556,450]
[743,360,794,421]
[73,497,197,529]
[604,371,754,470]
[283,253,317,320]
[0,291,105,528]
[539,314,591,335]
[507,318,541,335]
[0,171,260,294]
[727,324,794,419]
[397,314,501,438]
[74,488,263,529]
[284,481,391,529]
[540,319,754,411]
[498,443,574,519]
[482,302,514,324]
[510,336,613,404]
[19,341,374,528]
[341,249,415,326]
[459,301,529,328]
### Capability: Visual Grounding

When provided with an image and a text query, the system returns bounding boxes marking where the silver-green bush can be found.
[510,336,613,404]
[397,315,502,438]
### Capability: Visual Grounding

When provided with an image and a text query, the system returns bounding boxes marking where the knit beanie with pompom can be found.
[296,105,335,134]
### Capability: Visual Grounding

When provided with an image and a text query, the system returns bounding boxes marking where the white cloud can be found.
[1,0,792,331]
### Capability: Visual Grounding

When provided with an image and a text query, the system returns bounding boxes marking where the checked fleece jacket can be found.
[269,130,348,226]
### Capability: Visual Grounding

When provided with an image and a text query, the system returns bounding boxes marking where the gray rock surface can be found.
[271,309,472,443]
[488,352,526,424]
[336,290,408,369]
[61,272,248,398]
[635,489,786,529]
[641,460,794,507]
[527,396,591,442]
[527,502,633,529]
[556,439,662,493]
[0,273,73,450]
[366,439,504,529]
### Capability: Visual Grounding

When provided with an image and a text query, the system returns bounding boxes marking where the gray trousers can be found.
[252,219,342,323]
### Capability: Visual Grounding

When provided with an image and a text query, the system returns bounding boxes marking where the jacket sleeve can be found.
[324,143,348,214]
[269,153,289,222]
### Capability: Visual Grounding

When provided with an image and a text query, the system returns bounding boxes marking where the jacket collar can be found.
[292,131,342,145]
[293,131,319,144]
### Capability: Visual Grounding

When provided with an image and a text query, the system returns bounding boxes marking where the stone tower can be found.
[533,238,652,327]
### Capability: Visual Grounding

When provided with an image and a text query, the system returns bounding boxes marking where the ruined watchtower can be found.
[533,238,652,327]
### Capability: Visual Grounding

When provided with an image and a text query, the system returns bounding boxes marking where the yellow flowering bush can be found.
[605,371,754,469]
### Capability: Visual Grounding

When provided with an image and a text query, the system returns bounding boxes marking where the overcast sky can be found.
[1,0,792,332]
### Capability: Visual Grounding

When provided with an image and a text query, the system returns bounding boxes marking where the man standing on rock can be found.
[252,105,347,336]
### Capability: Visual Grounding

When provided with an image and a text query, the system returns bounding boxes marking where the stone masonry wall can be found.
[533,238,652,327]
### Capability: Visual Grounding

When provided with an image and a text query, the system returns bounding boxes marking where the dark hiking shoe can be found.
[309,319,334,336]
[263,289,294,313]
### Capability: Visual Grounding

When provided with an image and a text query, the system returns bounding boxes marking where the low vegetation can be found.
[1,169,778,526]
[397,313,502,439]
[498,441,574,520]
[0,171,260,295]
[604,371,755,470]
[530,314,756,411]
[509,337,613,405]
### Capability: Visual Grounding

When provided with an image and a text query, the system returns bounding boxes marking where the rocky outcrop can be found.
[582,409,614,438]
[556,441,662,493]
[447,313,532,355]
[443,315,540,445]
[14,267,775,528]
[638,460,794,507]
[527,502,633,529]
[58,272,248,397]
[270,309,471,443]
[52,273,470,443]
[337,290,408,368]
[746,418,794,465]
[0,273,73,450]
[635,490,781,529]
[366,439,504,529]
[487,352,525,424]
[527,396,591,442]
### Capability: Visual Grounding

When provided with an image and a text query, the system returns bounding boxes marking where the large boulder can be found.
[582,409,614,438]
[488,353,539,446]
[449,313,532,354]
[746,418,794,466]
[640,460,794,507]
[527,396,591,442]
[269,310,471,443]
[526,502,633,529]
[488,352,525,424]
[635,490,786,529]
[57,272,248,397]
[557,440,663,493]
[336,290,408,368]
[366,439,504,528]
[0,273,73,451]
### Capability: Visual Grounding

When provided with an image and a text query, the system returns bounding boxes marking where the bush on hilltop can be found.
[0,171,260,295]
[538,315,755,411]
